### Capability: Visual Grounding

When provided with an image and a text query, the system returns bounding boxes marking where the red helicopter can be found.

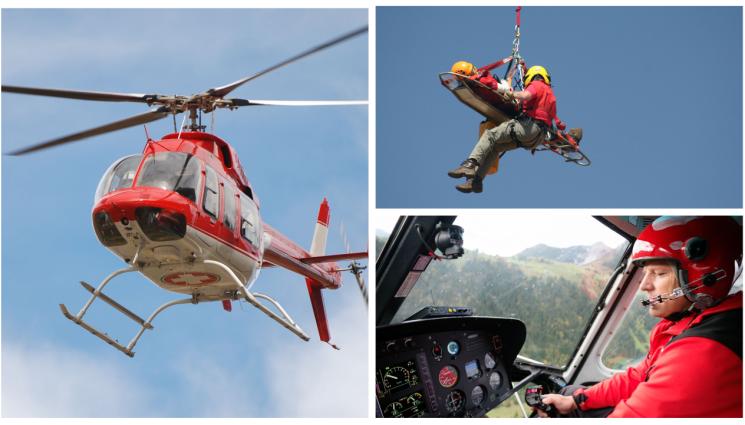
[2,26,369,358]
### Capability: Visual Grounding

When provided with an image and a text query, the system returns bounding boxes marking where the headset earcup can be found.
[693,293,714,310]
[685,237,708,261]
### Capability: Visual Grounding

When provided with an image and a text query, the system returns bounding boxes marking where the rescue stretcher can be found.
[439,72,590,167]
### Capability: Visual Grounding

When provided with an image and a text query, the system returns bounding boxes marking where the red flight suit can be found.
[578,292,743,417]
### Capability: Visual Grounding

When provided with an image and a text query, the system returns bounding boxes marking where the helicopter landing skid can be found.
[60,266,195,357]
[203,259,310,342]
[61,261,309,358]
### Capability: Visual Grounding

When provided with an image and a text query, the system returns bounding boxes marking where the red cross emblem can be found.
[162,272,220,286]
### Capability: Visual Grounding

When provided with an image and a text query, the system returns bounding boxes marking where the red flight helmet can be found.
[631,216,743,309]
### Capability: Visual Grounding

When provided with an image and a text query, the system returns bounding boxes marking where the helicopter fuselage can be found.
[92,132,342,301]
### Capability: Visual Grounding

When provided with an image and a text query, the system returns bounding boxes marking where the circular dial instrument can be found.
[382,366,411,391]
[471,385,486,406]
[484,352,496,370]
[445,390,465,413]
[384,401,404,417]
[446,340,460,356]
[438,365,459,388]
[488,371,502,390]
[406,392,424,408]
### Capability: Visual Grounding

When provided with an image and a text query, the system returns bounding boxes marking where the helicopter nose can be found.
[93,188,190,245]
[135,207,186,242]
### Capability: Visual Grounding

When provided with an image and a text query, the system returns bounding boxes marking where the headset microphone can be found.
[641,288,685,307]
[640,270,726,308]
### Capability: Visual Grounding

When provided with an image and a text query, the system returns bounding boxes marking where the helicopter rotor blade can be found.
[2,85,153,103]
[6,106,171,155]
[228,99,368,107]
[206,25,368,98]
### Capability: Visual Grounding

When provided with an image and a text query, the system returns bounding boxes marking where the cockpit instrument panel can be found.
[376,316,526,418]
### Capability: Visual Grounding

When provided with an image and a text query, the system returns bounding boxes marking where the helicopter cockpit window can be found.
[377,215,629,370]
[94,154,142,203]
[135,152,200,202]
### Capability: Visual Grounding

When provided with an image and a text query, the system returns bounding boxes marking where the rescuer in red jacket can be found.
[447,64,581,193]
[538,216,743,418]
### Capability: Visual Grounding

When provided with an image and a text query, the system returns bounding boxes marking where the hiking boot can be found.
[455,177,483,193]
[568,128,583,144]
[448,159,478,179]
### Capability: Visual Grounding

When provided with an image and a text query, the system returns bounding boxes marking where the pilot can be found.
[537,216,743,418]
[447,64,582,193]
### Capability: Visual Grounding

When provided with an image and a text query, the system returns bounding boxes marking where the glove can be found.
[556,120,566,131]
[496,81,513,95]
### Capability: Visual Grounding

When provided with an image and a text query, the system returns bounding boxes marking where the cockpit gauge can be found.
[407,392,424,408]
[384,401,404,417]
[382,391,427,418]
[488,371,502,390]
[471,385,486,406]
[382,366,411,391]
[446,340,460,356]
[445,390,465,413]
[484,352,496,370]
[438,365,459,388]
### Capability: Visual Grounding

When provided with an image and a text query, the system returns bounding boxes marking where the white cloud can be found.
[2,341,152,417]
[168,351,261,417]
[265,302,368,417]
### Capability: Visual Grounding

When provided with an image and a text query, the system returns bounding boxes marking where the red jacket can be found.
[523,80,558,127]
[470,72,500,90]
[580,292,743,417]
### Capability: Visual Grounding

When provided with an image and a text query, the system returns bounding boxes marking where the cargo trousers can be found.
[469,116,545,179]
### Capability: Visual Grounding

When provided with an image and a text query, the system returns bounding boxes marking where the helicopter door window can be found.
[240,195,259,247]
[94,154,142,203]
[203,165,219,219]
[223,181,236,231]
[136,152,200,202]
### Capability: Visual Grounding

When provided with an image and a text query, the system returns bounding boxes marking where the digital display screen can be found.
[465,359,481,380]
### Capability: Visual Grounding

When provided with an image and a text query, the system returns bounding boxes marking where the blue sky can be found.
[377,6,742,208]
[2,9,368,417]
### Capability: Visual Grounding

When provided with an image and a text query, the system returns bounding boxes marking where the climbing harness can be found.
[508,118,545,149]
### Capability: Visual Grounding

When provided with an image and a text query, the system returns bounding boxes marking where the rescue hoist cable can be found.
[475,7,526,79]
[497,6,526,162]
[504,6,525,91]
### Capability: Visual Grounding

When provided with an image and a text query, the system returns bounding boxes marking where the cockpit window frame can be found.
[134,151,202,203]
[94,154,143,203]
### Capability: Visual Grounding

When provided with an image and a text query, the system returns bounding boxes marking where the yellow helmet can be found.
[451,61,477,76]
[524,65,551,86]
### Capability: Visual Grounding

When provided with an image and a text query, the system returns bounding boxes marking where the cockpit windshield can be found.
[377,215,630,369]
[135,152,201,202]
[94,154,142,203]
